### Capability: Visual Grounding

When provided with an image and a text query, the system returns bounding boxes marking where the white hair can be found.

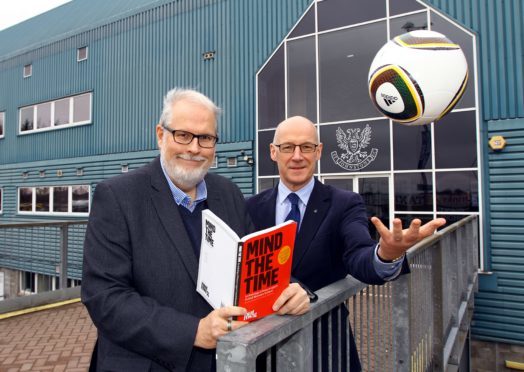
[159,88,221,130]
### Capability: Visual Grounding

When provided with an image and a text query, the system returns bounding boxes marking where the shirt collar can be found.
[160,158,207,210]
[277,177,315,206]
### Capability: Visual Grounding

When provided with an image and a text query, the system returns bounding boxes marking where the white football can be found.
[368,30,468,126]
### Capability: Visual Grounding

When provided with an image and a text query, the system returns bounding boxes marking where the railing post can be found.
[216,340,256,371]
[276,323,313,371]
[392,273,410,372]
[432,239,445,371]
[59,223,68,289]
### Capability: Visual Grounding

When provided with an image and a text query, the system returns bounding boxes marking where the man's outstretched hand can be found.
[372,217,447,261]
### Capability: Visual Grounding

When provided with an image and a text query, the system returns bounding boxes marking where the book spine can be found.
[233,242,243,307]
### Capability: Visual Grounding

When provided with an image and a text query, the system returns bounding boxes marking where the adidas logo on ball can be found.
[368,30,468,126]
[381,93,398,106]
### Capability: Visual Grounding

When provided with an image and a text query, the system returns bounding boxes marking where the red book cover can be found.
[234,221,297,321]
[197,210,297,322]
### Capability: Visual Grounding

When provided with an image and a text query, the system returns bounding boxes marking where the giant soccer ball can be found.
[368,30,468,126]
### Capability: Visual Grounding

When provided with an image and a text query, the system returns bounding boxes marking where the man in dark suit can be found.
[81,89,310,371]
[247,116,446,371]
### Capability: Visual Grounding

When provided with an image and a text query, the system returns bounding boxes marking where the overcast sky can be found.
[0,0,72,31]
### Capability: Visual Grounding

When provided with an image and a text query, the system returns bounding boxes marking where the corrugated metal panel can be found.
[0,0,310,164]
[471,117,524,344]
[0,141,252,278]
[425,0,524,121]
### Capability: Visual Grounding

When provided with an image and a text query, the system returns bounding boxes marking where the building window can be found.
[77,46,88,62]
[0,111,4,138]
[18,185,90,215]
[227,157,237,167]
[19,92,92,134]
[20,271,36,294]
[121,164,129,173]
[211,156,218,169]
[256,2,481,260]
[23,64,32,78]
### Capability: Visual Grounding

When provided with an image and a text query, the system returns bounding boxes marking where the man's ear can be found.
[316,142,323,160]
[270,143,278,162]
[156,124,164,148]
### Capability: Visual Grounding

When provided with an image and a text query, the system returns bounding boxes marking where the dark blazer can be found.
[246,178,409,371]
[81,157,253,372]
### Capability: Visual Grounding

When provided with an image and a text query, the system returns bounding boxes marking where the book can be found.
[196,209,297,321]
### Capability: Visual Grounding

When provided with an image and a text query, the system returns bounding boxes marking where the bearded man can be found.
[82,88,256,371]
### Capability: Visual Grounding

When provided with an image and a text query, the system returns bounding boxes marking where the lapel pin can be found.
[314,209,318,213]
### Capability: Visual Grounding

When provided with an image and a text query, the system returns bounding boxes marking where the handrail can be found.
[217,215,479,371]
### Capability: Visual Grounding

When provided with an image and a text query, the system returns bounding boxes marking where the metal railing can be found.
[217,215,479,371]
[0,220,88,290]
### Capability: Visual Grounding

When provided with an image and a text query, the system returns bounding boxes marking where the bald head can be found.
[270,116,323,191]
[273,116,319,144]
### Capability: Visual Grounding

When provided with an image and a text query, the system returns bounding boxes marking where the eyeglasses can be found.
[273,143,319,153]
[163,127,218,148]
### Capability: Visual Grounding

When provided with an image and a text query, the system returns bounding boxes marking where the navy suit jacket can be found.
[81,157,253,371]
[247,179,409,371]
[247,179,409,292]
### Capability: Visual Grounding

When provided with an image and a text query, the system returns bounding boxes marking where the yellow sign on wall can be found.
[489,135,506,151]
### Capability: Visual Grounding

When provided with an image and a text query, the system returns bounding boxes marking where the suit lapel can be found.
[292,179,331,271]
[258,187,278,229]
[203,176,229,224]
[149,158,199,285]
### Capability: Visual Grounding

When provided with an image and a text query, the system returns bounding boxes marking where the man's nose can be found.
[291,146,303,160]
[187,137,200,152]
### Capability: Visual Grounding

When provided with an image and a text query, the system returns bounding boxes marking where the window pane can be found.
[318,0,386,31]
[73,94,91,123]
[390,12,428,38]
[289,6,315,38]
[431,11,475,109]
[323,178,354,192]
[35,187,50,212]
[36,102,52,129]
[320,120,390,173]
[19,187,33,212]
[53,186,68,212]
[20,107,34,132]
[436,171,478,212]
[258,45,285,130]
[393,123,432,170]
[436,214,471,227]
[258,130,279,176]
[394,172,433,211]
[72,185,89,213]
[78,46,88,61]
[434,111,476,169]
[319,21,388,122]
[389,0,425,17]
[287,36,317,122]
[258,178,279,193]
[54,99,70,126]
[0,112,4,136]
[359,177,389,241]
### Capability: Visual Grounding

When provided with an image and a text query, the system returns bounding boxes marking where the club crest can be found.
[331,124,378,171]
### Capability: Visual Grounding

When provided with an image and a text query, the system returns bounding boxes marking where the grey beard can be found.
[160,152,210,191]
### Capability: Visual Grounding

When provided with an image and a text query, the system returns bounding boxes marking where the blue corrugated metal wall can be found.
[0,0,310,164]
[425,0,524,121]
[425,0,524,345]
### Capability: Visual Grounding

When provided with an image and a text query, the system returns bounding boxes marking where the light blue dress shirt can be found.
[275,178,403,281]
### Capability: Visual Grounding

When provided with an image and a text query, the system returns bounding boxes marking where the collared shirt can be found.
[275,177,403,281]
[275,177,315,230]
[160,159,207,212]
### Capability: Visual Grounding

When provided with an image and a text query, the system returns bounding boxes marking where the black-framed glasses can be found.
[163,127,218,148]
[273,142,319,153]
